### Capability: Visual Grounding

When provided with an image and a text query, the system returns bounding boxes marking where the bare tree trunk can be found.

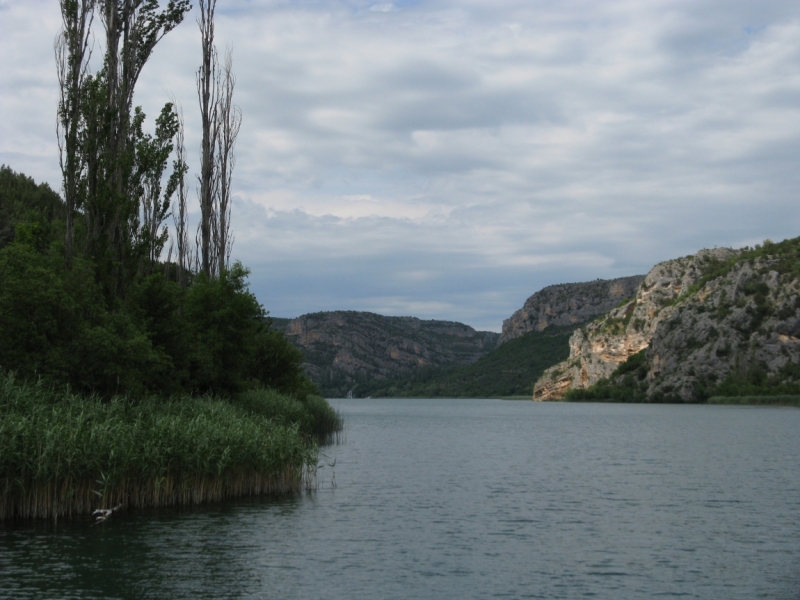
[55,0,94,269]
[197,0,218,278]
[216,48,241,275]
[172,103,189,287]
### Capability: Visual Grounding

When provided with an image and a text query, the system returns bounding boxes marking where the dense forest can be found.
[0,166,314,398]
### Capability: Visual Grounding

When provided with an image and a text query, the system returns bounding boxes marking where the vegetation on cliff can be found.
[281,277,648,399]
[499,276,644,344]
[552,237,800,403]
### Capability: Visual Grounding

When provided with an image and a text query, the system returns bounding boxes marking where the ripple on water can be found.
[1,400,799,599]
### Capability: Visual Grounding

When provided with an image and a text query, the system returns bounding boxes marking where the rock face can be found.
[281,311,499,395]
[645,253,800,400]
[499,276,644,345]
[534,242,800,401]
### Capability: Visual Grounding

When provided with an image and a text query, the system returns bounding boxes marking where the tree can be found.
[196,0,241,278]
[171,102,190,287]
[216,48,241,275]
[56,0,191,297]
[55,0,94,268]
[197,0,218,277]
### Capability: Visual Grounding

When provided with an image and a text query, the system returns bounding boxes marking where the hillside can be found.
[277,275,648,398]
[277,311,499,397]
[360,324,578,398]
[535,238,800,402]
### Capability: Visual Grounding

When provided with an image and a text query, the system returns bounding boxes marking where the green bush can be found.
[565,349,649,402]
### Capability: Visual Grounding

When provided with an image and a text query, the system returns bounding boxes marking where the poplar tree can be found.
[216,48,241,275]
[197,0,218,277]
[55,0,94,268]
[197,0,241,277]
[55,0,191,297]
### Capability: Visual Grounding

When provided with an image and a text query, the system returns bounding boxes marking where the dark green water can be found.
[2,399,799,599]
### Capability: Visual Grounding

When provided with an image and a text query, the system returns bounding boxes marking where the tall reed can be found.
[232,389,343,444]
[0,374,320,520]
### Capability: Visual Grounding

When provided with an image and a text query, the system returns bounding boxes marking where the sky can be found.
[2,0,800,332]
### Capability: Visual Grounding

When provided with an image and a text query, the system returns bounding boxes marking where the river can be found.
[1,399,799,599]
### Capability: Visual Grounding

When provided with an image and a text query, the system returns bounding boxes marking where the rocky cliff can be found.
[279,311,499,396]
[499,276,644,344]
[534,239,800,401]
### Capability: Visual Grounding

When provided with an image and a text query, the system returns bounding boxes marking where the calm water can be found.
[1,399,799,599]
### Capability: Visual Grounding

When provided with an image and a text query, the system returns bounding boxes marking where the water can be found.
[1,399,799,599]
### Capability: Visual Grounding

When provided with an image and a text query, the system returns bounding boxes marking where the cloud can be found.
[2,0,800,331]
[370,3,398,12]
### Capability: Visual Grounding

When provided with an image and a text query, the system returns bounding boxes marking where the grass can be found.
[707,395,800,406]
[0,373,342,520]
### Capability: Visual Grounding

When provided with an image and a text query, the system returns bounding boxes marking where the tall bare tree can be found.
[55,0,94,268]
[196,0,218,277]
[171,102,189,286]
[216,48,241,275]
[196,2,240,278]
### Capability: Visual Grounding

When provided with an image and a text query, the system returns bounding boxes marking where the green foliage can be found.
[250,326,318,399]
[231,390,342,443]
[0,166,65,251]
[703,361,800,399]
[565,349,649,402]
[182,265,263,393]
[348,325,577,398]
[0,170,318,400]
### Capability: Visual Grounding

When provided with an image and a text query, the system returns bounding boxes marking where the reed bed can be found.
[0,374,325,520]
[232,389,343,444]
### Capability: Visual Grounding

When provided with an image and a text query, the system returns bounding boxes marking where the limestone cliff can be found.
[645,250,800,400]
[280,311,499,397]
[499,276,644,345]
[534,239,800,402]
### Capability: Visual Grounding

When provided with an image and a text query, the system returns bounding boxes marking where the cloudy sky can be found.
[2,0,800,331]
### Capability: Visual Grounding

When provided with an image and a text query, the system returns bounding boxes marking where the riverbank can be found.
[707,395,800,406]
[0,374,341,520]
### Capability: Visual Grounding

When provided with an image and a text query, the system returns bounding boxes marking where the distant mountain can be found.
[275,311,499,397]
[499,276,644,344]
[274,276,652,398]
